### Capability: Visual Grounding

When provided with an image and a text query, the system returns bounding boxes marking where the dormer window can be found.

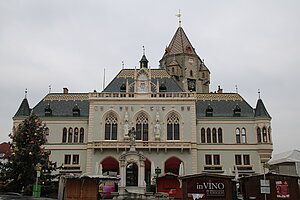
[72,105,80,117]
[233,105,241,117]
[159,82,167,92]
[186,46,192,52]
[45,104,52,117]
[120,83,126,92]
[206,105,213,117]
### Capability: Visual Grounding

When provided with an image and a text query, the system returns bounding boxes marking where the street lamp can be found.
[155,166,161,193]
[33,163,42,197]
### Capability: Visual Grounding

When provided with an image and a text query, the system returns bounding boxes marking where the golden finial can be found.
[175,9,182,27]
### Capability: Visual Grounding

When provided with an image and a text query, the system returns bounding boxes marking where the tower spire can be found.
[175,9,182,27]
[25,88,28,99]
[258,89,261,99]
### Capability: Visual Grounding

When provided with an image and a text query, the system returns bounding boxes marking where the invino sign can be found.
[193,180,226,197]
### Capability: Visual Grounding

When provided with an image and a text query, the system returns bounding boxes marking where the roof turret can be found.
[14,98,31,117]
[255,98,271,118]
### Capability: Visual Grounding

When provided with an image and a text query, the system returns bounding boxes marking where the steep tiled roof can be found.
[255,98,271,118]
[165,27,196,55]
[32,93,89,118]
[14,98,31,117]
[196,93,255,118]
[104,69,183,93]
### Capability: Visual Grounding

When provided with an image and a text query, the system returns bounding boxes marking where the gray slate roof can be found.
[31,93,89,118]
[196,93,255,118]
[14,98,31,117]
[103,69,183,93]
[254,99,271,118]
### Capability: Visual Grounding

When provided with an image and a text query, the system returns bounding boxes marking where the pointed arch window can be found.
[79,128,84,143]
[136,113,148,141]
[241,128,246,143]
[105,113,118,140]
[167,113,180,140]
[263,127,267,143]
[201,128,206,143]
[62,127,67,143]
[268,127,272,143]
[68,128,73,143]
[212,128,217,143]
[218,128,223,143]
[236,128,241,143]
[74,128,79,143]
[257,127,261,143]
[190,70,193,77]
[206,128,211,143]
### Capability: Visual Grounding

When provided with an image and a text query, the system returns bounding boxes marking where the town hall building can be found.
[13,24,273,189]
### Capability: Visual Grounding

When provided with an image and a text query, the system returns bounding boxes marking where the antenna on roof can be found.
[25,88,28,99]
[49,85,51,93]
[258,89,261,99]
[235,85,238,93]
[122,61,124,69]
[175,9,182,27]
[102,68,106,91]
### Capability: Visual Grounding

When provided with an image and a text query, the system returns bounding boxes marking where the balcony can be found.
[89,92,197,99]
[91,140,192,152]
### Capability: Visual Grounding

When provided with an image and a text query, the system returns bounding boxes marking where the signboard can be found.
[187,179,226,199]
[260,179,270,194]
[276,180,290,198]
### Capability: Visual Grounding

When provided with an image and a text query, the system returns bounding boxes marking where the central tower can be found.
[159,26,210,93]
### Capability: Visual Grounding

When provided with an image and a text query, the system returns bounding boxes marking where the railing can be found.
[91,140,192,150]
[89,92,197,99]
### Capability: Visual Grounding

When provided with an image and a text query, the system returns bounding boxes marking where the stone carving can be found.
[128,127,136,151]
[123,112,129,137]
[154,112,161,140]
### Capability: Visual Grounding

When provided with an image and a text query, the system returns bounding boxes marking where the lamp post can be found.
[33,163,42,197]
[155,166,161,193]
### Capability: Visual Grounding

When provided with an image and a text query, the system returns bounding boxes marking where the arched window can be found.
[136,113,148,141]
[190,70,193,77]
[212,128,217,143]
[172,67,175,73]
[105,113,118,140]
[218,128,223,143]
[236,128,241,143]
[202,72,205,78]
[101,157,119,175]
[257,127,261,143]
[167,113,180,140]
[79,128,84,143]
[201,128,206,143]
[74,128,79,143]
[62,127,67,143]
[241,128,246,143]
[165,157,182,175]
[68,128,73,143]
[206,128,211,143]
[263,127,267,143]
[268,127,272,143]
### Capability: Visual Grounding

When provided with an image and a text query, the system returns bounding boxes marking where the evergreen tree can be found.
[0,114,57,196]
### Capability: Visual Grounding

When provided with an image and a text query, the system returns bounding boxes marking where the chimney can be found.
[217,85,223,93]
[63,88,69,94]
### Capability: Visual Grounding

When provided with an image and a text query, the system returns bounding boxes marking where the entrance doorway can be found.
[126,163,138,186]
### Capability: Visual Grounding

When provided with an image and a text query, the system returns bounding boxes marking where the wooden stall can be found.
[179,173,236,200]
[58,174,120,200]
[240,173,300,200]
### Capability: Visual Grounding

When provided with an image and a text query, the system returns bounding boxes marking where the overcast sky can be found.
[0,0,299,155]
